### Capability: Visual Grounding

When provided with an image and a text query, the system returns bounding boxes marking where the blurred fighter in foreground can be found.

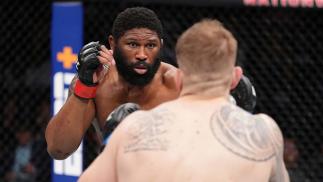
[45,7,255,160]
[79,19,288,182]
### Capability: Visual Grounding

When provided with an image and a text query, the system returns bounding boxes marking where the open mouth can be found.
[133,65,148,74]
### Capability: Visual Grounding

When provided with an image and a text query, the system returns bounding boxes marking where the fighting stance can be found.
[79,19,289,182]
[45,7,183,159]
[45,7,253,160]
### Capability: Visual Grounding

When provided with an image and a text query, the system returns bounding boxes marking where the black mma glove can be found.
[74,41,101,99]
[230,75,257,113]
[102,103,141,143]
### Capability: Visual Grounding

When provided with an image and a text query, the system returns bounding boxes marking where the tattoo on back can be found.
[124,109,174,153]
[210,105,275,161]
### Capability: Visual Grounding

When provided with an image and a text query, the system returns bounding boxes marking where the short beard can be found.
[113,46,161,86]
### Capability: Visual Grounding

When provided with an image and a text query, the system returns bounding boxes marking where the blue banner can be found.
[51,2,83,182]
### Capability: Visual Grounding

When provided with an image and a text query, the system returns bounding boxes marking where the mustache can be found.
[131,60,149,68]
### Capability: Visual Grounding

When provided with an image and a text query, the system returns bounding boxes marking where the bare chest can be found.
[94,78,179,126]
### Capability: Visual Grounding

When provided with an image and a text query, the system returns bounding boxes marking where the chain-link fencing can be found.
[0,0,322,181]
[0,0,51,181]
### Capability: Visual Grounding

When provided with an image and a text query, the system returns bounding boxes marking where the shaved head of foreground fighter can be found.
[79,19,289,182]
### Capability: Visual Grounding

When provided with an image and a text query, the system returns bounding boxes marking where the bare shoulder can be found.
[256,114,289,182]
[209,104,283,162]
[256,113,284,151]
[117,107,176,153]
[160,62,182,90]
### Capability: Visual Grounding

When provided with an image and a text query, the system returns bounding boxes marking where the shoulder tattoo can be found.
[124,108,175,153]
[210,105,276,161]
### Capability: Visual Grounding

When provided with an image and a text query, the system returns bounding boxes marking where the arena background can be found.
[1,0,322,181]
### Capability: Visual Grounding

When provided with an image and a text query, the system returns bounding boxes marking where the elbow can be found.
[47,144,71,160]
[46,133,71,160]
[45,122,72,160]
[45,120,81,160]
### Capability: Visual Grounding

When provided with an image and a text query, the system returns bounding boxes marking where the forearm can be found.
[45,94,95,159]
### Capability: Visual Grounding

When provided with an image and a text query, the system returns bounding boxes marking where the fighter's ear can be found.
[230,66,243,90]
[108,35,115,51]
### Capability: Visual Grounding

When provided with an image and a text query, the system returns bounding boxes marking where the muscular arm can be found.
[45,76,96,159]
[259,114,290,182]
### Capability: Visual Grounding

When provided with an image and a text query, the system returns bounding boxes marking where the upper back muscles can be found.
[210,106,277,162]
[114,102,287,181]
[208,104,289,181]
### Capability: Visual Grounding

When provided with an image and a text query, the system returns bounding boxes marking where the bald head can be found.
[176,19,238,97]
